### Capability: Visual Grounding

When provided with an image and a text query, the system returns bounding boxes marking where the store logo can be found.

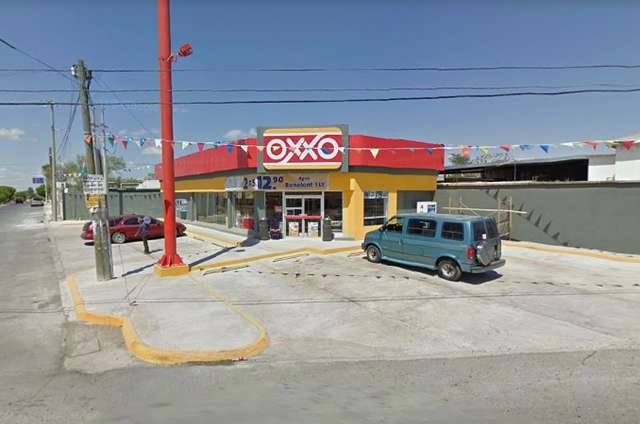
[262,127,344,170]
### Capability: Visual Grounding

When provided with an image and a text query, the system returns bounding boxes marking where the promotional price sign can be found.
[259,126,348,171]
[82,174,107,195]
[226,174,329,191]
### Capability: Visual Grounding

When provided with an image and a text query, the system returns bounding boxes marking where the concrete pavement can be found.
[2,204,640,423]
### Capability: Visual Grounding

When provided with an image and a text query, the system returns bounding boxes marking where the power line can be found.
[6,63,640,74]
[0,37,75,83]
[4,82,640,94]
[92,75,151,133]
[3,86,640,106]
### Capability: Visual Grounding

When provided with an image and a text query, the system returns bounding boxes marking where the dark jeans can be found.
[142,235,149,254]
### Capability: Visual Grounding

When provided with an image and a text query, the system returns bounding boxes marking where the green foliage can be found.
[35,184,46,198]
[448,153,472,166]
[0,185,17,203]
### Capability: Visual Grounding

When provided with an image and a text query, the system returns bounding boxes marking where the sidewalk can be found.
[49,221,269,365]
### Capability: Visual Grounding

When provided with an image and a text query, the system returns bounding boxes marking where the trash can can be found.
[322,218,333,241]
[258,218,269,240]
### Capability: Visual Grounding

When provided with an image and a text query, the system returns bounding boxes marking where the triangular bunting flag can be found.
[370,148,379,158]
[321,147,329,155]
[83,134,92,144]
[409,147,416,153]
[122,139,128,150]
[461,146,470,157]
[540,144,550,153]
[425,147,433,154]
[226,144,233,153]
[584,141,598,150]
[107,135,115,147]
[154,138,162,148]
[499,145,511,152]
[197,142,204,152]
[622,140,635,150]
[181,141,190,150]
[136,138,145,148]
[519,144,531,151]
[479,146,490,154]
[561,142,575,148]
[605,141,616,149]
[338,147,345,153]
[112,135,119,145]
[240,145,249,153]
[256,145,264,152]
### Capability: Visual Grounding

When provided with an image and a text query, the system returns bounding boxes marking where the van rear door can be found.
[473,219,501,266]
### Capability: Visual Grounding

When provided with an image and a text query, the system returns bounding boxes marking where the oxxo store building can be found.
[163,126,444,240]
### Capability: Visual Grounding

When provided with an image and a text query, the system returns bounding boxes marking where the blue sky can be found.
[2,0,640,189]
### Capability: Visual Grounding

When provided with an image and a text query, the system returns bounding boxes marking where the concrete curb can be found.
[191,245,362,272]
[185,229,240,248]
[504,240,640,264]
[66,274,270,365]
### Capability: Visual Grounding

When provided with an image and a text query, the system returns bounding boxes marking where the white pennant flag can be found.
[181,141,190,150]
[338,146,345,153]
[370,148,379,158]
[240,145,249,153]
[561,142,576,148]
[154,138,162,148]
[256,145,264,152]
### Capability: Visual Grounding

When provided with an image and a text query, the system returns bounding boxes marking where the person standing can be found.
[136,216,152,254]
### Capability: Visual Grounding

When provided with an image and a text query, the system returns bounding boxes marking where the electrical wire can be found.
[92,74,151,133]
[4,82,640,94]
[0,37,75,83]
[6,63,640,74]
[3,86,640,106]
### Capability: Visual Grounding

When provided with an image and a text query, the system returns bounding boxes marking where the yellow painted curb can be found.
[153,263,190,277]
[66,275,269,365]
[186,229,240,248]
[192,245,362,271]
[503,240,640,264]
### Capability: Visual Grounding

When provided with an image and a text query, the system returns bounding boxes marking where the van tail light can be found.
[467,246,476,261]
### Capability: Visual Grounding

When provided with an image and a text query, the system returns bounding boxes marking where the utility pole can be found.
[49,102,58,221]
[155,0,188,276]
[75,60,112,281]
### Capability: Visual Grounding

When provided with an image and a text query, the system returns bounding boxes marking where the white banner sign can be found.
[83,174,107,195]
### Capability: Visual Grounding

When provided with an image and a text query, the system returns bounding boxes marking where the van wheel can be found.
[111,232,127,244]
[437,259,462,281]
[366,245,382,263]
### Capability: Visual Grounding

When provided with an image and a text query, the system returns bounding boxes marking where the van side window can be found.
[472,222,486,241]
[441,222,464,241]
[407,218,437,238]
[384,217,404,233]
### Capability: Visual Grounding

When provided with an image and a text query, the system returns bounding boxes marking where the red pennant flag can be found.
[461,146,470,157]
[622,140,635,150]
[500,145,511,152]
[584,141,598,150]
[83,134,93,144]
[197,142,204,152]
[122,139,128,150]
[113,135,119,144]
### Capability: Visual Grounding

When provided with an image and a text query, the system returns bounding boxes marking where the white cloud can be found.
[223,128,256,140]
[0,128,25,140]
[142,146,162,155]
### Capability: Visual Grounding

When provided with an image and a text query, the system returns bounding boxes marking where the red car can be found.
[81,214,186,244]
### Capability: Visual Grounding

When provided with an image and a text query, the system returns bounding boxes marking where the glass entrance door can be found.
[283,193,324,237]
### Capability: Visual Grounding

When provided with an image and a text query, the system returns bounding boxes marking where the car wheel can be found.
[111,232,127,244]
[366,245,382,263]
[437,258,462,281]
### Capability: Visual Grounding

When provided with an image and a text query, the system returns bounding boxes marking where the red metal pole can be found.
[156,0,186,273]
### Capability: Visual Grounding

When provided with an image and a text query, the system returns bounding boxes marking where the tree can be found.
[35,184,46,198]
[448,153,471,166]
[472,152,511,164]
[0,186,16,203]
[51,154,127,193]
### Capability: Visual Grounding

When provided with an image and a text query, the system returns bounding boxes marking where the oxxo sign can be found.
[259,126,347,170]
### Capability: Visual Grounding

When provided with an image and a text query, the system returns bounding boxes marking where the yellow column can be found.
[387,191,398,217]
[343,176,364,239]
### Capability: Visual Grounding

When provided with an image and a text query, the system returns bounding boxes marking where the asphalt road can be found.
[1,204,639,423]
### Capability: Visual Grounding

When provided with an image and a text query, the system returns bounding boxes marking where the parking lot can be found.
[193,243,640,363]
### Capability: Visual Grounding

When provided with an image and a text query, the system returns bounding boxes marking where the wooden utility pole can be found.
[49,102,58,221]
[155,0,188,276]
[75,60,112,281]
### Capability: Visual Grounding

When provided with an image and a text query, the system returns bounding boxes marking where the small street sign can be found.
[32,177,45,184]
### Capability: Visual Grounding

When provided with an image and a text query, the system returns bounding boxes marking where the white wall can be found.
[615,145,640,181]
[588,155,616,181]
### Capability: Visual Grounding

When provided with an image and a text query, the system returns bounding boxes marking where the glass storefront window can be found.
[363,191,388,226]
[234,192,255,230]
[194,192,227,225]
[324,192,343,232]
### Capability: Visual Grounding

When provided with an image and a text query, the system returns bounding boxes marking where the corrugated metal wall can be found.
[63,191,163,220]
[434,182,640,254]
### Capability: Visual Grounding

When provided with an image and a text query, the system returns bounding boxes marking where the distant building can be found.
[442,144,639,183]
[136,179,161,190]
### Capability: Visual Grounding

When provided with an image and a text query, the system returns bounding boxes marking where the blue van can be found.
[361,214,505,281]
